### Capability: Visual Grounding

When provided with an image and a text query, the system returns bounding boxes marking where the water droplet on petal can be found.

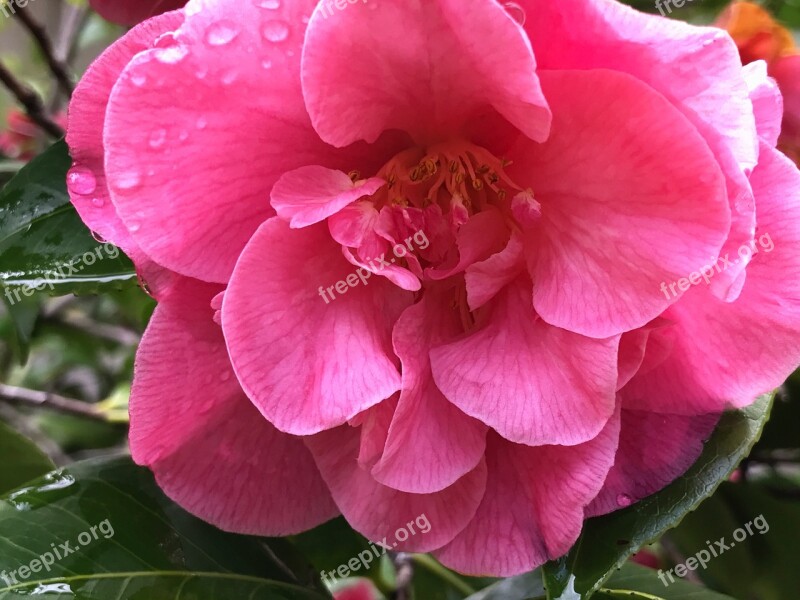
[154,44,189,64]
[148,128,167,149]
[616,493,633,508]
[503,1,526,25]
[261,59,273,70]
[196,117,208,130]
[205,20,240,46]
[116,170,143,191]
[91,197,105,208]
[129,221,141,232]
[91,230,106,243]
[220,371,232,382]
[66,165,97,196]
[261,19,289,43]
[254,0,281,8]
[221,70,238,85]
[130,72,147,87]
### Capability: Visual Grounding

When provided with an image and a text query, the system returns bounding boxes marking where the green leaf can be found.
[0,455,330,599]
[597,563,736,600]
[0,140,137,301]
[0,420,54,495]
[0,293,39,363]
[542,394,773,600]
[464,570,545,600]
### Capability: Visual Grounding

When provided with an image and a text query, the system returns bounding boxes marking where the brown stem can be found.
[0,383,107,422]
[0,61,65,139]
[14,4,74,97]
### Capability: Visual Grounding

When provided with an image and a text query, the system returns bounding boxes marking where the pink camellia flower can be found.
[66,0,800,576]
[89,0,187,26]
[333,580,380,600]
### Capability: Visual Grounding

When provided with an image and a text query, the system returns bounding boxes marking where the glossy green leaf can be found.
[597,563,736,600]
[0,140,137,300]
[543,394,773,599]
[0,293,39,363]
[0,455,330,599]
[0,420,54,495]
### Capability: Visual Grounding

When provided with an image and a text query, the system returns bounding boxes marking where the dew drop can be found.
[205,20,240,46]
[254,0,281,8]
[261,59,273,70]
[178,130,189,141]
[616,493,633,508]
[148,128,167,149]
[503,1,526,25]
[130,72,147,87]
[129,221,141,232]
[66,165,97,196]
[91,197,105,208]
[116,170,143,191]
[196,117,208,130]
[154,44,189,64]
[91,230,106,243]
[261,19,289,43]
[220,371,232,382]
[221,69,238,85]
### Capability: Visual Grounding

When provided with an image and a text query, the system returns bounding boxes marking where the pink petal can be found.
[520,0,758,300]
[371,287,487,494]
[222,218,410,435]
[89,0,186,26]
[67,12,184,299]
[622,143,800,414]
[521,0,757,172]
[430,277,619,446]
[103,0,398,283]
[587,409,718,517]
[436,414,621,577]
[464,231,525,311]
[508,70,730,338]
[130,277,337,535]
[301,0,550,147]
[306,425,487,552]
[271,166,385,228]
[425,209,508,281]
[744,61,783,147]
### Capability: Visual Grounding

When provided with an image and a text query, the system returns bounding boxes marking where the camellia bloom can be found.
[0,110,66,161]
[717,1,800,161]
[89,0,187,26]
[66,0,800,576]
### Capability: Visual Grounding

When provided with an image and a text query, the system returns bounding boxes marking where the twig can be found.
[390,553,414,600]
[0,61,65,138]
[14,4,74,97]
[49,2,90,113]
[0,383,107,422]
[42,312,141,347]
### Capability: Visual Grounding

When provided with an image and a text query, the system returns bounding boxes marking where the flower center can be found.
[372,141,522,219]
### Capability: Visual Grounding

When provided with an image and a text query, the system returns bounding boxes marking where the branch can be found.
[42,311,141,347]
[0,61,65,138]
[14,4,74,97]
[0,383,107,422]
